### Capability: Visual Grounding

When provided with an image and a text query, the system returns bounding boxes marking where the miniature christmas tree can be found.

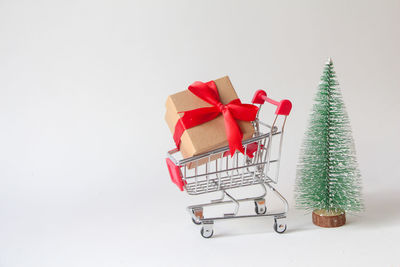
[295,58,363,227]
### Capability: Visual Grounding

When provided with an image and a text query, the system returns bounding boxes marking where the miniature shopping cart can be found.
[166,90,292,238]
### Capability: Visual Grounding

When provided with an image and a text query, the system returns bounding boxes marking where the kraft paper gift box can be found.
[165,76,255,168]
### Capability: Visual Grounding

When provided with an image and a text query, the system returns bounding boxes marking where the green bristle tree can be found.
[295,58,363,227]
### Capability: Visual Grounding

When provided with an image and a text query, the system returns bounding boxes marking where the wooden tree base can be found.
[312,209,346,228]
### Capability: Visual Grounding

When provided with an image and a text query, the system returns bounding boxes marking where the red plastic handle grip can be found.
[166,158,186,191]
[252,89,292,116]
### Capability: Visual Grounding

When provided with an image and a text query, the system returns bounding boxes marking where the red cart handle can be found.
[166,158,186,191]
[252,89,292,116]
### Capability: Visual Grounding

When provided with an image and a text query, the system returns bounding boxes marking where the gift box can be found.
[165,76,256,168]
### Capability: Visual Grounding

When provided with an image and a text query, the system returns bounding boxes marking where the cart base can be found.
[187,183,288,238]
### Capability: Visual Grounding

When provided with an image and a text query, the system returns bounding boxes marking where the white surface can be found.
[0,0,400,266]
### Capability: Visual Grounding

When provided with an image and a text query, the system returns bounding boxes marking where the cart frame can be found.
[166,89,292,238]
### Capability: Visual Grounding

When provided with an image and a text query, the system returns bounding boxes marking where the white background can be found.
[1,0,400,266]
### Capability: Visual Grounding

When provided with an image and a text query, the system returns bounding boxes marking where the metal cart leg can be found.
[265,183,289,213]
[222,190,239,217]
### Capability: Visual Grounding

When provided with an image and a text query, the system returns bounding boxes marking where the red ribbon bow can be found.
[173,80,258,156]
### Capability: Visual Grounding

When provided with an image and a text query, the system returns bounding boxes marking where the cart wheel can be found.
[273,220,287,234]
[191,208,203,225]
[192,218,202,225]
[254,199,267,215]
[200,227,214,238]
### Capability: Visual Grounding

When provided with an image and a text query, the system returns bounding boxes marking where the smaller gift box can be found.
[165,76,258,168]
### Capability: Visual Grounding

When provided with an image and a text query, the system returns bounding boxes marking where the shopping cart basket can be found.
[166,89,292,238]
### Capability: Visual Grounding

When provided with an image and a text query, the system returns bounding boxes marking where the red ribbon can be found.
[173,80,258,156]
